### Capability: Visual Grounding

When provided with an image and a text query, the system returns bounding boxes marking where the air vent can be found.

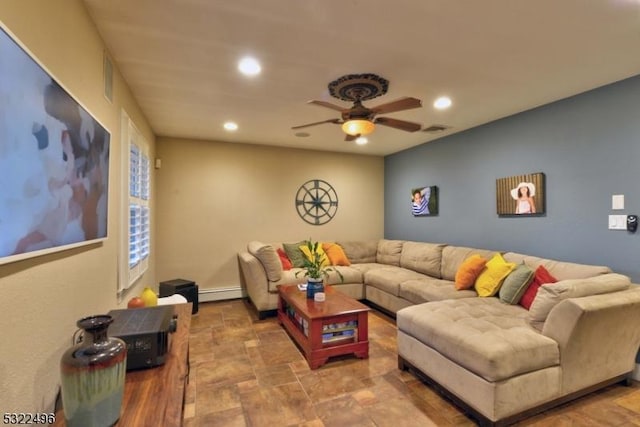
[422,124,450,133]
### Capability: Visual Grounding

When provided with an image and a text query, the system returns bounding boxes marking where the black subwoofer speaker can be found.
[159,278,199,314]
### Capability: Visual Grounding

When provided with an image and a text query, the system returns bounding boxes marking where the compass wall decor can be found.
[295,179,338,225]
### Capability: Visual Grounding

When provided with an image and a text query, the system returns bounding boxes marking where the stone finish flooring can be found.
[184,299,640,426]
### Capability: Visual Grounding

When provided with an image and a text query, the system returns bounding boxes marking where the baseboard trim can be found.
[199,286,246,302]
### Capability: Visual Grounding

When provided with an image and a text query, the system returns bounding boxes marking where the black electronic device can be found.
[159,278,199,314]
[627,215,638,233]
[107,306,177,370]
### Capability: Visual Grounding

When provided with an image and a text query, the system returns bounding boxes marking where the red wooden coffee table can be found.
[277,284,370,369]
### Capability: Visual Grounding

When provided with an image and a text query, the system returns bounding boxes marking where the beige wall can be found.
[155,138,384,290]
[0,0,155,413]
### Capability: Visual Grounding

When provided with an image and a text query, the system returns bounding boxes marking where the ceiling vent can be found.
[422,124,450,133]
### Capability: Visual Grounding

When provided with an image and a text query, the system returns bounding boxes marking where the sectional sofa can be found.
[237,239,640,426]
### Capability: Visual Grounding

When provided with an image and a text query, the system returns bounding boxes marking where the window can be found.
[120,111,150,292]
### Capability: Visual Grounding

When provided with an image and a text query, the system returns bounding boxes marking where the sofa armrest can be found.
[542,288,640,394]
[238,251,272,306]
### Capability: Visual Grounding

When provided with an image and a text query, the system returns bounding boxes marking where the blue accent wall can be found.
[385,75,640,282]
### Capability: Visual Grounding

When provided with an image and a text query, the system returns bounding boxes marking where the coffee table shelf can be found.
[277,285,370,369]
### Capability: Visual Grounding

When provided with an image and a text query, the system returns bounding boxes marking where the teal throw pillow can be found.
[499,264,534,304]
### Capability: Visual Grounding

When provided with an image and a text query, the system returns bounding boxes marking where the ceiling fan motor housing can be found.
[328,73,389,102]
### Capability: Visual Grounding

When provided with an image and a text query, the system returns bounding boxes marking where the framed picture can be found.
[496,173,545,216]
[0,26,111,265]
[411,186,438,216]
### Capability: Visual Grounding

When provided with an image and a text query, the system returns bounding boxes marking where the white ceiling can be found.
[83,0,640,156]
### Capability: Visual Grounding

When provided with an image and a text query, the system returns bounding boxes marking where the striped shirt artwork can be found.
[412,187,430,216]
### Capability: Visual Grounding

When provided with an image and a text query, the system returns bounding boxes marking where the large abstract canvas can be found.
[0,27,110,264]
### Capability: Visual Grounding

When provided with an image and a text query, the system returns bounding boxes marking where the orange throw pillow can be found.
[455,255,487,290]
[322,242,351,266]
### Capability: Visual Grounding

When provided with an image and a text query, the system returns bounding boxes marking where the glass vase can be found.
[60,315,127,427]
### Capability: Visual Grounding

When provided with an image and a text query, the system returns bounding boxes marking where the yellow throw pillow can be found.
[474,253,516,297]
[299,243,330,267]
[322,242,351,266]
[454,255,487,290]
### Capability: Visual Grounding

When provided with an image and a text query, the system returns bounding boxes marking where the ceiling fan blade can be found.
[370,97,422,114]
[291,118,342,130]
[375,117,422,132]
[308,100,347,112]
[344,133,359,142]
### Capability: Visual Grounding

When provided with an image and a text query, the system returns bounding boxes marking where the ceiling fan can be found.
[292,73,423,141]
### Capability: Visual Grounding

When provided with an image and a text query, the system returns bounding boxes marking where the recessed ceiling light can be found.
[238,56,261,76]
[433,96,452,110]
[355,136,368,145]
[223,121,238,131]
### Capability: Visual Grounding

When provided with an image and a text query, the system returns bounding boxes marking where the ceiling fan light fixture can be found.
[342,119,375,136]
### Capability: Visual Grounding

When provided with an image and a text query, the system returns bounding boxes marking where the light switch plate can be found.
[609,215,627,230]
[612,194,625,210]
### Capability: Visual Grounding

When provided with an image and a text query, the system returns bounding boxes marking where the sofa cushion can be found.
[377,239,404,266]
[529,273,631,322]
[519,265,558,310]
[399,278,477,304]
[267,269,308,292]
[283,241,306,268]
[322,242,351,266]
[503,252,611,280]
[337,240,378,264]
[365,266,427,296]
[328,266,363,284]
[441,246,497,281]
[248,241,282,282]
[397,298,560,382]
[499,264,534,304]
[399,241,446,278]
[455,255,488,290]
[299,242,330,267]
[474,253,516,297]
[276,248,293,271]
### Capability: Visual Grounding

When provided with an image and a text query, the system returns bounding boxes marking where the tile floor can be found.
[183,299,640,426]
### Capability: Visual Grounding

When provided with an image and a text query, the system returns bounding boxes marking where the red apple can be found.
[127,296,145,308]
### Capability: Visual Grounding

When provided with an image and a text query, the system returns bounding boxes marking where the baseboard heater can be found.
[199,286,246,302]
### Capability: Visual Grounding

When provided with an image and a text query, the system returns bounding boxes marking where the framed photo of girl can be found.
[496,173,545,216]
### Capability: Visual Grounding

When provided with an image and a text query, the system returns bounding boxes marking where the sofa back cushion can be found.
[503,252,611,280]
[248,241,282,282]
[400,241,446,278]
[336,240,378,264]
[377,239,405,266]
[441,246,496,281]
[529,273,631,322]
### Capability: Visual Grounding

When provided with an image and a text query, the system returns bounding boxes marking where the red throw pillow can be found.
[276,248,292,270]
[519,265,558,310]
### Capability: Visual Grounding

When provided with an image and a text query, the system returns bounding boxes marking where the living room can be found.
[1,0,639,424]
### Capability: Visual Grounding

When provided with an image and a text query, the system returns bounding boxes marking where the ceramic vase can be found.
[60,315,127,427]
[141,287,158,307]
[306,278,324,299]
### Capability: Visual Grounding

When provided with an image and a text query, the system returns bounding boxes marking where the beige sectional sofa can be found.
[237,239,640,426]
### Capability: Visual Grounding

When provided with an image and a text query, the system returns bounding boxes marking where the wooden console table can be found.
[53,303,192,427]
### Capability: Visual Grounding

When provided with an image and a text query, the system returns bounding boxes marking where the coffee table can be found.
[277,284,370,369]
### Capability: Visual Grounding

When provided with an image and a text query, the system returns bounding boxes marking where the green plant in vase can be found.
[296,239,343,298]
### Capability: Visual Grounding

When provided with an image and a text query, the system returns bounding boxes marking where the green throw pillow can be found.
[499,264,534,304]
[283,241,306,268]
